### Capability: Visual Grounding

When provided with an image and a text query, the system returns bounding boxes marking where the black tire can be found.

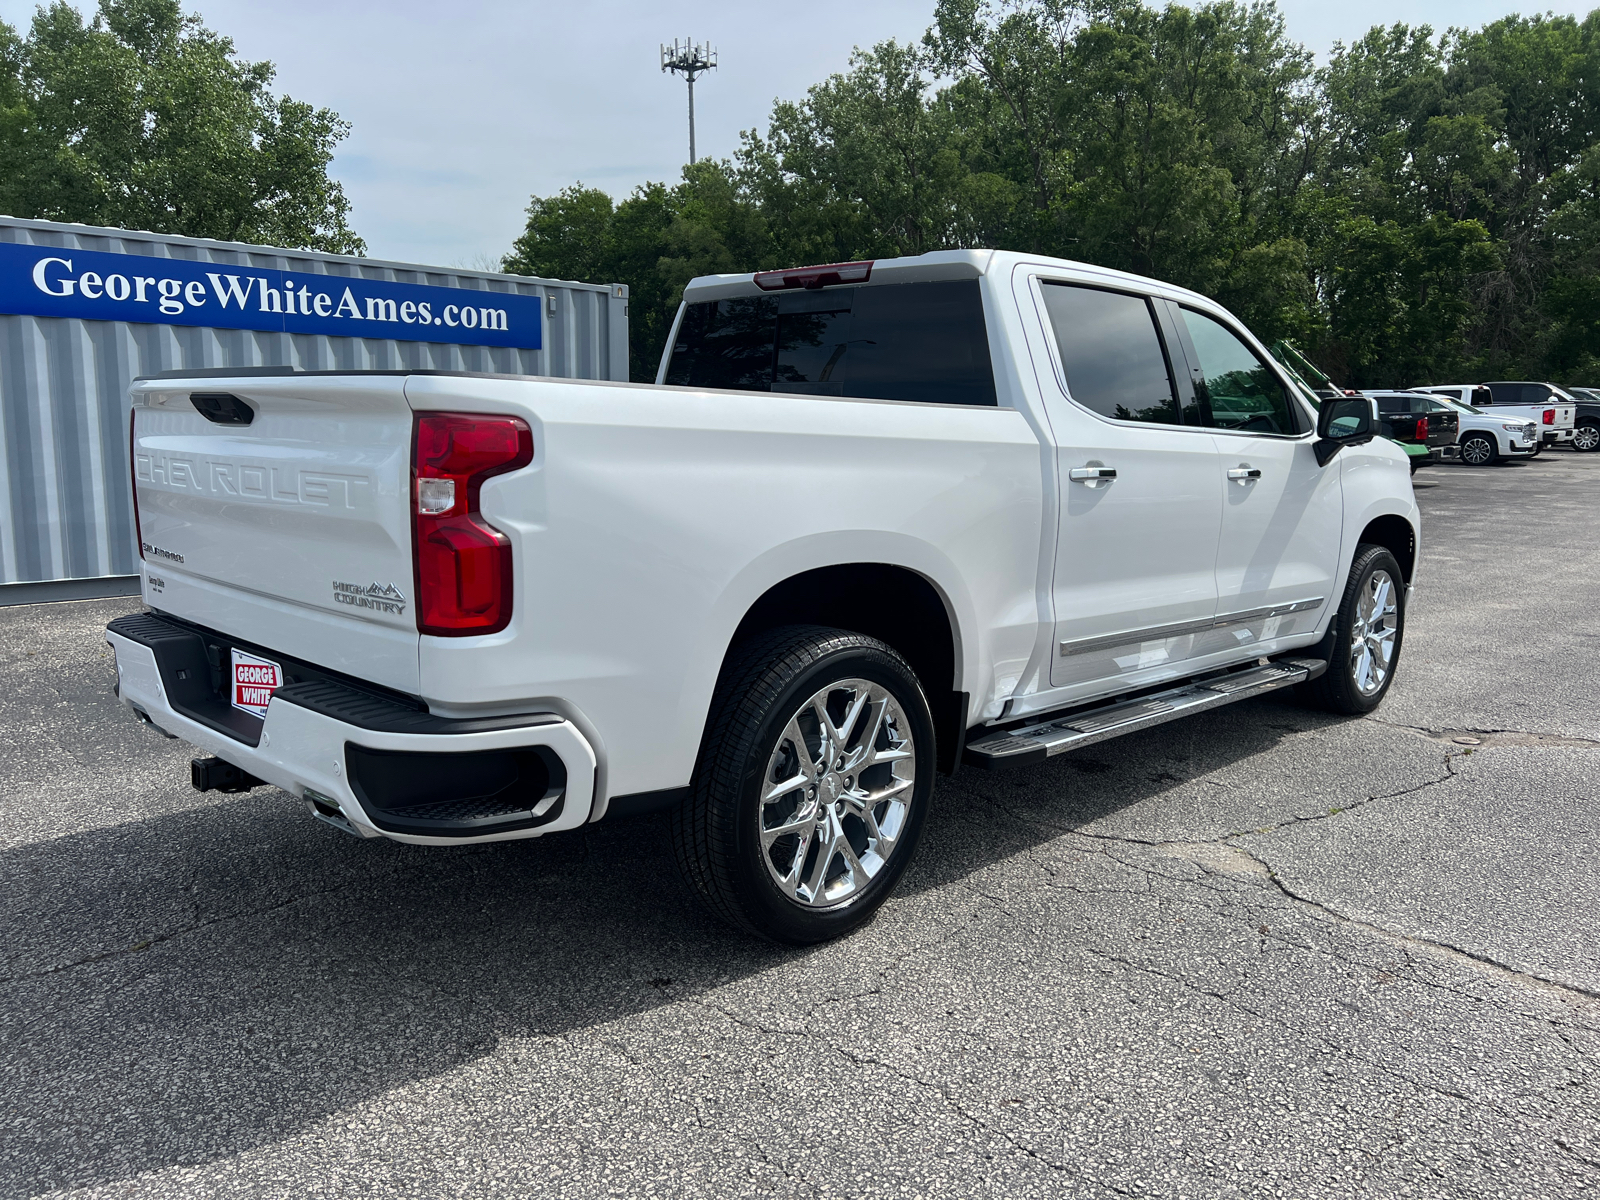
[1299,544,1407,715]
[672,626,936,944]
[1575,421,1600,453]
[1459,433,1497,467]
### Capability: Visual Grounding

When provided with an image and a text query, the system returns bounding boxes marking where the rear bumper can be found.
[107,615,596,845]
[1544,429,1574,445]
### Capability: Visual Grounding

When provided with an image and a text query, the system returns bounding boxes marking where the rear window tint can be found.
[664,280,997,406]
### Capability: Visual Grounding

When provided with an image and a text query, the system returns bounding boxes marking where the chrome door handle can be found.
[1227,467,1262,482]
[1069,467,1117,482]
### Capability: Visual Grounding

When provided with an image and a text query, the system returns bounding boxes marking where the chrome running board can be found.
[964,657,1328,770]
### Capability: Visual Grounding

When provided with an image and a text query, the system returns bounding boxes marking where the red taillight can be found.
[1543,408,1555,425]
[130,415,144,561]
[412,413,533,636]
[752,260,873,291]
[1415,417,1428,440]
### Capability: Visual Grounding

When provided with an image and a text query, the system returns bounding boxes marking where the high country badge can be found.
[333,581,407,615]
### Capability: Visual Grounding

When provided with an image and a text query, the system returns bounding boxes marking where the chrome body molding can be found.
[1058,598,1326,658]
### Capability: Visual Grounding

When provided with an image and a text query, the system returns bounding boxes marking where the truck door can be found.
[1164,304,1343,648]
[1030,280,1224,691]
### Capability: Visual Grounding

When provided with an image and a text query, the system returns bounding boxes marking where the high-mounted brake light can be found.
[1414,417,1428,440]
[1543,408,1555,425]
[412,413,533,636]
[752,260,873,291]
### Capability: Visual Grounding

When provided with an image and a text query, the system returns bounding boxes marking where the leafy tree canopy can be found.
[511,0,1600,387]
[0,0,362,254]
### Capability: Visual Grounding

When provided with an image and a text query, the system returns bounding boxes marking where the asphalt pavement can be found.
[2,450,1596,1199]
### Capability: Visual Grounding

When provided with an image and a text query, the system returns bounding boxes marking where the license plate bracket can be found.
[230,647,285,718]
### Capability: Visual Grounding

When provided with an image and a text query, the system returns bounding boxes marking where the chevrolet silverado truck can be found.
[108,250,1420,944]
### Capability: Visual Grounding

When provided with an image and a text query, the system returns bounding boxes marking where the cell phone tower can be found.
[661,38,717,164]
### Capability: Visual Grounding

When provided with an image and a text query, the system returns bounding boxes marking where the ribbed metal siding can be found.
[0,216,628,587]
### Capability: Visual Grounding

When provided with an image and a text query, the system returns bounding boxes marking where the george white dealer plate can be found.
[230,647,285,718]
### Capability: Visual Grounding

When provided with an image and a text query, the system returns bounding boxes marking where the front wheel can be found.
[1300,544,1407,715]
[1574,422,1600,453]
[672,626,936,944]
[1460,433,1497,466]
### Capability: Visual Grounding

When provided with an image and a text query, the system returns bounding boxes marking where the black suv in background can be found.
[1564,387,1600,452]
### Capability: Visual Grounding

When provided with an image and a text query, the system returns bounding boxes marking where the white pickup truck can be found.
[108,250,1420,943]
[1415,383,1576,448]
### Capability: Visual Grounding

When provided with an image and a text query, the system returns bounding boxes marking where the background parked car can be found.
[1563,387,1600,452]
[1403,390,1541,465]
[1415,383,1576,448]
[1369,392,1460,472]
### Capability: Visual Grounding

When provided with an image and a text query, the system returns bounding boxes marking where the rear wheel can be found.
[672,626,935,944]
[1460,433,1497,466]
[1300,544,1406,715]
[1575,421,1600,453]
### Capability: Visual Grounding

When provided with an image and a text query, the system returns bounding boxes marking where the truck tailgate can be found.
[130,374,420,694]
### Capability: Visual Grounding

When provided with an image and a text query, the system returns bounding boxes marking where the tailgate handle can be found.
[190,392,255,426]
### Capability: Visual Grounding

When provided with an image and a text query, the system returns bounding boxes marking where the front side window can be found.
[1039,283,1180,424]
[1178,308,1298,435]
[664,280,997,406]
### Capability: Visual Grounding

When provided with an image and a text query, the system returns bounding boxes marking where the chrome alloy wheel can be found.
[1575,423,1600,452]
[759,678,915,908]
[1350,568,1399,695]
[1460,435,1494,465]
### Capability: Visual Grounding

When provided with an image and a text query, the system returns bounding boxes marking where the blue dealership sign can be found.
[0,241,542,349]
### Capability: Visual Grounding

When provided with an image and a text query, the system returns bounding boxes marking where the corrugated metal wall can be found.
[0,216,628,588]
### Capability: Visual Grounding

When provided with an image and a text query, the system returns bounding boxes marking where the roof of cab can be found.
[679,248,1216,312]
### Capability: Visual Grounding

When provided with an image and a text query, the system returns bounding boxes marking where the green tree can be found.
[504,164,772,380]
[0,0,362,253]
[510,1,1600,389]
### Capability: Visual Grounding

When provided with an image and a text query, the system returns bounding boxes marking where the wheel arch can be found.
[1461,430,1498,461]
[725,563,968,773]
[1357,514,1417,584]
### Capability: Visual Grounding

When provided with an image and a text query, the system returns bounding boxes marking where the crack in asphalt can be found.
[0,882,363,988]
[1368,716,1600,749]
[963,747,1600,1014]
[1075,944,1496,1112]
[689,996,1119,1189]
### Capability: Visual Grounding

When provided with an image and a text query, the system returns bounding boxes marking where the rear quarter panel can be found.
[404,375,1045,805]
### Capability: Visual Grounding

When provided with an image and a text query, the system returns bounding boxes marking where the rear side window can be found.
[1178,308,1299,435]
[664,296,780,391]
[1039,283,1180,424]
[664,280,996,406]
[1488,383,1547,405]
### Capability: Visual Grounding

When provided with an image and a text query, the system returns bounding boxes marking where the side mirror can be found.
[1314,397,1374,466]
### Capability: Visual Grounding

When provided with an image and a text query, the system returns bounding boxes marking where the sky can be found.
[1,0,1595,268]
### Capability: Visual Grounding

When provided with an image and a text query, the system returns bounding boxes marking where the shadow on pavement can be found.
[0,694,1338,1196]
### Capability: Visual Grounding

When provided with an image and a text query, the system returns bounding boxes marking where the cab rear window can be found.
[665,280,997,406]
